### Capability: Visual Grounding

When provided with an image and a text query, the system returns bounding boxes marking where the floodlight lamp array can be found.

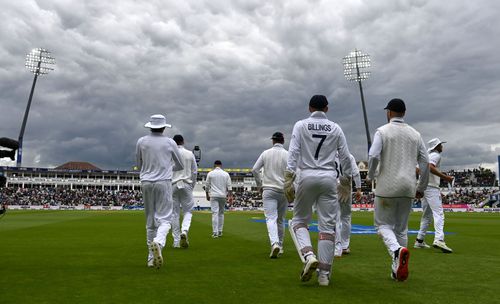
[25,48,55,75]
[343,49,371,82]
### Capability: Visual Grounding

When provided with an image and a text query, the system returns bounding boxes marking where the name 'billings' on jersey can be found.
[288,111,352,177]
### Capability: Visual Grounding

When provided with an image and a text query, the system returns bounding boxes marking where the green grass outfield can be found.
[1,210,499,304]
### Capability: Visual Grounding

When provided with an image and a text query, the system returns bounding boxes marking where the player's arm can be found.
[284,123,300,202]
[251,153,264,189]
[170,141,184,172]
[430,164,453,183]
[286,122,301,173]
[190,153,198,188]
[205,174,211,201]
[226,174,233,200]
[351,156,362,201]
[135,140,142,170]
[367,131,382,182]
[336,129,353,177]
[416,137,430,198]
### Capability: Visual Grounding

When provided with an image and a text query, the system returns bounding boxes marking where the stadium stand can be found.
[0,163,497,209]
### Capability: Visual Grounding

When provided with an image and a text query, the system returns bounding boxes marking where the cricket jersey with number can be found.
[287,111,352,177]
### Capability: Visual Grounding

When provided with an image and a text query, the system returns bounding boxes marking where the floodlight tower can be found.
[343,49,372,151]
[17,48,55,167]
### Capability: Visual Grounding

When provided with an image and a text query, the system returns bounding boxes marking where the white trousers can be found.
[292,170,338,273]
[171,184,194,244]
[262,189,288,246]
[210,197,226,234]
[143,180,172,249]
[374,196,412,257]
[417,187,445,241]
[335,195,352,252]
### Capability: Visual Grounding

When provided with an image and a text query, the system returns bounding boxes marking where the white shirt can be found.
[428,150,442,188]
[252,143,288,192]
[340,154,362,189]
[172,145,198,187]
[367,117,429,195]
[287,111,352,177]
[136,133,183,182]
[206,167,232,198]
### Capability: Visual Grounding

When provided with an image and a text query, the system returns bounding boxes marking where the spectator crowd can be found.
[0,168,497,208]
[0,187,142,207]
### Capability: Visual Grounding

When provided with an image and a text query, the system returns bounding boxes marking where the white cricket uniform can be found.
[287,111,353,275]
[252,143,288,247]
[368,117,429,257]
[206,167,232,234]
[417,150,446,242]
[335,154,361,254]
[171,145,198,245]
[136,133,183,251]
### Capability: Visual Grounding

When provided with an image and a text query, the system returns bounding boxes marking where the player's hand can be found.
[258,186,263,195]
[444,175,454,183]
[284,170,296,203]
[355,189,362,202]
[338,176,352,204]
[415,191,424,199]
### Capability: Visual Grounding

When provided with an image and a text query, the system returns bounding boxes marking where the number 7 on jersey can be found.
[312,134,327,160]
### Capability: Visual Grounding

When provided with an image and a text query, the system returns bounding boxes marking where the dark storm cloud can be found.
[1,0,499,174]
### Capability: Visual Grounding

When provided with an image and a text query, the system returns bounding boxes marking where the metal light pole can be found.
[343,49,372,152]
[17,48,55,167]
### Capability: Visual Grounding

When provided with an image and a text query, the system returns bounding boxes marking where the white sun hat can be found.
[144,114,172,129]
[428,138,446,151]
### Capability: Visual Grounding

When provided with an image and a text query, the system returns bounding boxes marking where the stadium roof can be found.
[55,162,101,171]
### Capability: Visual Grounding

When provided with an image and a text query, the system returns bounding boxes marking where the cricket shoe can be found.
[317,272,330,287]
[278,247,284,257]
[390,271,397,281]
[433,240,453,253]
[342,247,351,255]
[414,240,431,249]
[180,232,189,248]
[149,242,163,269]
[173,242,180,248]
[218,231,223,237]
[392,247,410,282]
[269,243,280,259]
[147,257,154,268]
[212,232,218,238]
[334,247,342,258]
[300,255,319,282]
[147,252,154,268]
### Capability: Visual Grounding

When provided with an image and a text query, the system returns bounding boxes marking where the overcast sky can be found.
[1,0,499,176]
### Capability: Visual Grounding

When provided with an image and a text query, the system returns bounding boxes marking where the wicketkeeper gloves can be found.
[284,170,296,203]
[338,176,352,204]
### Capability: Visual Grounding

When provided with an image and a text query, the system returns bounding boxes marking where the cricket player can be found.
[335,153,362,257]
[136,114,183,269]
[285,95,353,286]
[414,138,454,253]
[170,134,198,249]
[205,160,232,238]
[252,132,288,258]
[367,98,429,281]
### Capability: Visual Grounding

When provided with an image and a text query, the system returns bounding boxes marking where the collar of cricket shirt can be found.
[310,111,327,118]
[390,117,405,123]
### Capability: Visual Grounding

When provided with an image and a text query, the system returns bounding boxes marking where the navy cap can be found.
[271,132,284,140]
[173,134,184,145]
[309,95,329,109]
[384,98,406,113]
